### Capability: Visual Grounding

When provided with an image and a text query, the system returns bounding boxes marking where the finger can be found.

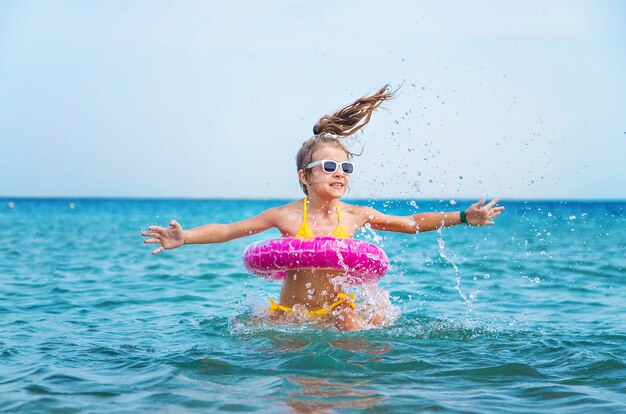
[144,238,161,244]
[484,221,495,226]
[152,246,164,255]
[473,197,486,208]
[485,198,500,209]
[148,227,167,235]
[490,211,502,218]
[169,219,182,229]
[492,206,505,212]
[141,231,161,238]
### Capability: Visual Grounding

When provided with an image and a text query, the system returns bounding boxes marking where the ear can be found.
[298,169,308,187]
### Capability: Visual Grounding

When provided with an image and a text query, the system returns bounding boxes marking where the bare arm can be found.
[141,208,277,255]
[183,209,276,244]
[364,198,504,234]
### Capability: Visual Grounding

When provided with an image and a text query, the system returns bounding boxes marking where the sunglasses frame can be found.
[305,160,354,175]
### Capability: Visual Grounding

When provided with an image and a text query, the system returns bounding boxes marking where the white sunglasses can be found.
[306,160,354,175]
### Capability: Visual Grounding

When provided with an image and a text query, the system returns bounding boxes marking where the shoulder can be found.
[262,199,303,218]
[337,202,380,220]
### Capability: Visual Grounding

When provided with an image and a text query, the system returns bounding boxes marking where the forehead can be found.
[311,144,348,162]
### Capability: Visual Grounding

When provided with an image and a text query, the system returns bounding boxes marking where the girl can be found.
[141,85,504,331]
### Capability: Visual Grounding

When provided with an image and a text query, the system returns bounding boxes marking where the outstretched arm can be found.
[141,209,277,255]
[364,198,504,234]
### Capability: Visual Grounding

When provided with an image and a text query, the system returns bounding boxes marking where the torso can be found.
[268,199,367,310]
[280,268,345,309]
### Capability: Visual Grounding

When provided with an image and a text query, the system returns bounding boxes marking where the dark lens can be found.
[341,162,354,174]
[322,161,337,173]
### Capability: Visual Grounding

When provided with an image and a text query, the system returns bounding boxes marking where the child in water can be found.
[141,85,504,331]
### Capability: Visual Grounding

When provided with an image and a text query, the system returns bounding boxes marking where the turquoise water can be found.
[1,198,625,413]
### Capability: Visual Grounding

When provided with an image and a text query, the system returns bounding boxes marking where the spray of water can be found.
[352,284,401,326]
[436,225,481,314]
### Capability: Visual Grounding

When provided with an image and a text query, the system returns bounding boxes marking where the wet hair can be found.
[296,85,394,195]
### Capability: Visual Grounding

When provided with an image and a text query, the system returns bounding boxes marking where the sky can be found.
[1,0,625,200]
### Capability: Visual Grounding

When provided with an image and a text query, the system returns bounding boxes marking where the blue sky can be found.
[1,1,625,199]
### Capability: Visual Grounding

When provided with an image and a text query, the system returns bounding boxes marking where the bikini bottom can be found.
[267,292,355,317]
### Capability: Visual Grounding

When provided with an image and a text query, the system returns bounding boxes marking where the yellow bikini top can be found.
[295,197,348,239]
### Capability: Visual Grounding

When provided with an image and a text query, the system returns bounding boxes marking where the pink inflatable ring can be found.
[243,237,389,285]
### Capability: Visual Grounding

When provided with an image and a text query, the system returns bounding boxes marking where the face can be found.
[299,144,351,200]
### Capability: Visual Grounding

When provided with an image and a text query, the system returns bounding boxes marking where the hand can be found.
[141,219,186,255]
[464,198,504,226]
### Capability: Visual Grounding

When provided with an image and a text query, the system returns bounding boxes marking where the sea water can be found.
[1,198,625,413]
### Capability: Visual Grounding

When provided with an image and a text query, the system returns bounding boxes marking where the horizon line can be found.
[2,196,625,202]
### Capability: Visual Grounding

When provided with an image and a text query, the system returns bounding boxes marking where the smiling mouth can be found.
[330,183,344,189]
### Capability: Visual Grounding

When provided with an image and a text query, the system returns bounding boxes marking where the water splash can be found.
[436,226,480,313]
[241,285,271,316]
[352,284,401,326]
[360,223,384,246]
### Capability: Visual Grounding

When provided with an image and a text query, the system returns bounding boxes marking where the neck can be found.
[306,195,337,215]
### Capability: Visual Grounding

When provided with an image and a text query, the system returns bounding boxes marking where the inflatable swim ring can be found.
[243,237,389,285]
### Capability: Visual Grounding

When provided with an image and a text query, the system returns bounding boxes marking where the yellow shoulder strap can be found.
[332,201,348,238]
[295,197,314,239]
[335,201,342,222]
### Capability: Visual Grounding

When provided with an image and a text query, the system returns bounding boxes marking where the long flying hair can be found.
[296,85,394,195]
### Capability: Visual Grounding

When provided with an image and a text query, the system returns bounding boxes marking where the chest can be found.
[279,209,363,237]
